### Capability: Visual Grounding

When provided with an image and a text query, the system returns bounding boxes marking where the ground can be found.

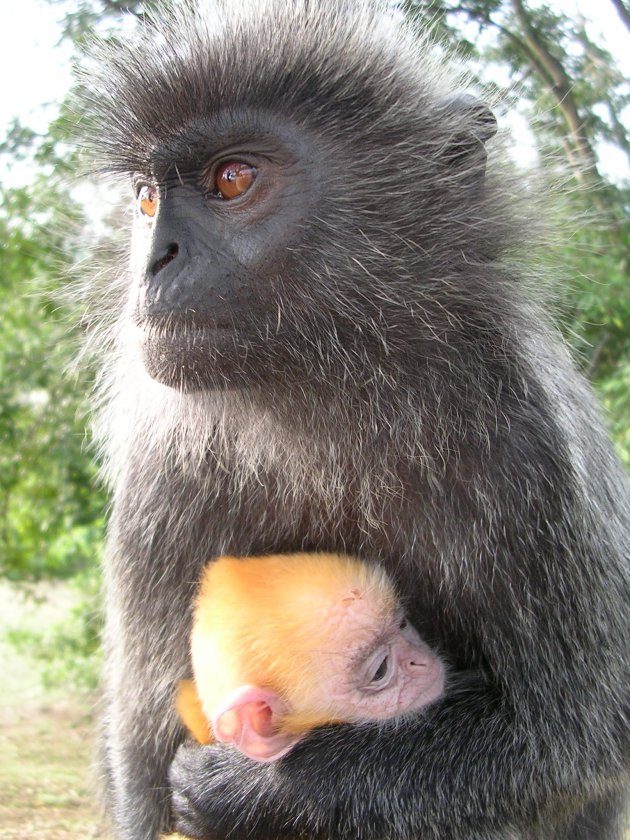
[0,581,104,839]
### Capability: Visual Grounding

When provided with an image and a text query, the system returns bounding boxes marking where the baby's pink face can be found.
[307,592,445,721]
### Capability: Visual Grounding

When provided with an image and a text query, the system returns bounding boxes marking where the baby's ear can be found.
[212,684,304,762]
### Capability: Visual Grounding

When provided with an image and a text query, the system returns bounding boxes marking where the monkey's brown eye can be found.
[213,161,257,200]
[138,185,158,218]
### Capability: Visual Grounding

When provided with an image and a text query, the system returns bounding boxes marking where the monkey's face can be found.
[90,6,500,397]
[128,115,322,391]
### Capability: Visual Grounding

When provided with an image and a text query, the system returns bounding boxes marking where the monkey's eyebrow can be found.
[347,626,393,671]
[147,123,288,175]
[351,607,410,665]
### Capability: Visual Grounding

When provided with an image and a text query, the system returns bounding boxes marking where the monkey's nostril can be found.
[151,243,179,276]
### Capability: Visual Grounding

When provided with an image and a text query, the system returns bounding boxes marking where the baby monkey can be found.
[177,553,446,762]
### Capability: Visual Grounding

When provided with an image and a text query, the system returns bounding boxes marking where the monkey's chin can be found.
[140,330,242,392]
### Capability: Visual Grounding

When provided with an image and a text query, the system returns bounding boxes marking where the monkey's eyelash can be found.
[131,176,157,197]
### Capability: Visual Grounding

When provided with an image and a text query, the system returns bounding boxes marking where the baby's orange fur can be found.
[177,552,397,742]
[175,678,211,744]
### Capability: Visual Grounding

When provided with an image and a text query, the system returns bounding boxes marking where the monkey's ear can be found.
[212,685,304,763]
[438,94,498,173]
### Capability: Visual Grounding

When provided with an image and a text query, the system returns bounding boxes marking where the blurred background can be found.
[0,0,628,837]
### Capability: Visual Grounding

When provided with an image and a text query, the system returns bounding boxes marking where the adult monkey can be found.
[82,1,630,838]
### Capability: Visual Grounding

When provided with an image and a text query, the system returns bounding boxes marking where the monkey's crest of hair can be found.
[80,0,549,527]
[82,0,447,172]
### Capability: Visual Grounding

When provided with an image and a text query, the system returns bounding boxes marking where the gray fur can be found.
[79,1,630,838]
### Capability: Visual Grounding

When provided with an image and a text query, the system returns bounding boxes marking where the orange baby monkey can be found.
[176,552,446,762]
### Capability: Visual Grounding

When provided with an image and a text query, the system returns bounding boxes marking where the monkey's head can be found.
[83,1,504,395]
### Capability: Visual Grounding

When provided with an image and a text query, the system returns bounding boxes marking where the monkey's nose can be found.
[151,243,179,276]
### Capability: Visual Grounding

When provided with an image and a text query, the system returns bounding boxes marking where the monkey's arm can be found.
[170,439,630,840]
[172,668,627,840]
[171,566,629,839]
[170,675,623,840]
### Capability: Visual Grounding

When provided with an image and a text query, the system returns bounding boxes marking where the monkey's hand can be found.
[170,739,286,840]
[170,718,454,840]
[170,725,399,840]
[170,681,579,840]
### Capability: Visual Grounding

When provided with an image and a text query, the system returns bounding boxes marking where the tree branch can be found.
[608,0,630,36]
[509,0,601,184]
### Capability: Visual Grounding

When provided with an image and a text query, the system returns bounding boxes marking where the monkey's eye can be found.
[399,617,408,630]
[370,655,390,685]
[138,185,158,218]
[212,161,257,200]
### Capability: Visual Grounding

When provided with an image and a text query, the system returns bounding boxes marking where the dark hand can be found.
[170,726,379,840]
[170,693,509,840]
[170,738,302,840]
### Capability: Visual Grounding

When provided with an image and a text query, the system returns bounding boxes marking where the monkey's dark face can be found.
[88,5,503,397]
[129,116,321,390]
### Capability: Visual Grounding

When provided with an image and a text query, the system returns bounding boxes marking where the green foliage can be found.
[0,120,107,581]
[49,0,160,50]
[6,568,103,690]
[556,191,630,468]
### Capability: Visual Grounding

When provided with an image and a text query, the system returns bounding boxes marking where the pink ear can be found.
[212,685,304,763]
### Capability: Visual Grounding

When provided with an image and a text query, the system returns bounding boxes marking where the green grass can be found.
[0,581,103,839]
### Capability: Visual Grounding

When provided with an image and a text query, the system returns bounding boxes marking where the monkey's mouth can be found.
[137,319,254,391]
[411,661,446,711]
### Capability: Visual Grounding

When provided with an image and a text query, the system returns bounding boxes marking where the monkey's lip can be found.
[407,661,446,712]
[135,313,236,336]
[137,321,247,390]
[136,316,240,357]
[139,325,235,364]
